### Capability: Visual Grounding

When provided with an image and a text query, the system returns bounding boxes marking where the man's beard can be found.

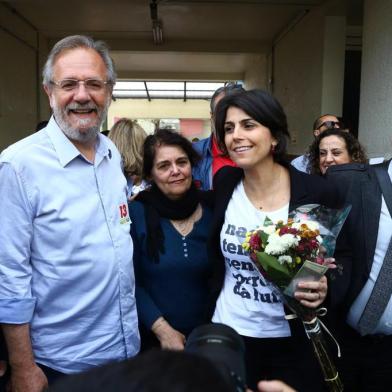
[53,97,110,143]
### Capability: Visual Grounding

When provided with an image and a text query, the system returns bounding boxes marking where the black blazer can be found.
[326,162,387,315]
[207,164,344,335]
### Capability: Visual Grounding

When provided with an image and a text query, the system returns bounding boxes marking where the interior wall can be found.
[0,4,49,151]
[38,36,51,122]
[358,0,392,159]
[273,7,325,155]
[321,16,346,114]
[273,4,346,156]
[244,54,268,89]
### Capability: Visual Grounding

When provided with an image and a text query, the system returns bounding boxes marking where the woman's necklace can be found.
[244,166,284,211]
[171,204,202,237]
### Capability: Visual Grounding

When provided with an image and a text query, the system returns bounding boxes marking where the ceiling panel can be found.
[3,0,326,42]
[1,0,361,81]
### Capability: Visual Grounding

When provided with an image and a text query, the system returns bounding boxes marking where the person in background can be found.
[291,113,345,173]
[306,128,367,175]
[0,35,139,391]
[129,129,213,351]
[208,89,344,391]
[109,118,148,198]
[326,159,392,392]
[192,82,244,190]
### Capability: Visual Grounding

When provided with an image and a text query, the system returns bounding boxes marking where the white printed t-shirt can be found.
[212,181,291,338]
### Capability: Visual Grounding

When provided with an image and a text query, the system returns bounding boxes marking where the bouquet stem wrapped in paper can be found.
[243,204,350,392]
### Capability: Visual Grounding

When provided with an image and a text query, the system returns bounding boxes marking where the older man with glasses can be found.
[291,113,346,173]
[0,35,140,392]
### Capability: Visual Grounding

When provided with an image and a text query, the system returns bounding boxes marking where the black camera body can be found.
[185,323,247,392]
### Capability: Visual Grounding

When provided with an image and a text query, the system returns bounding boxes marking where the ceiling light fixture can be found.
[150,0,163,45]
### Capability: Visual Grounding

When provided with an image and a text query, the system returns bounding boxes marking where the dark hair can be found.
[306,128,367,175]
[214,89,290,163]
[50,349,232,392]
[210,82,245,113]
[313,114,345,131]
[143,128,200,178]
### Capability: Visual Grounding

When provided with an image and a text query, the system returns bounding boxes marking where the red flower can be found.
[309,239,319,250]
[279,226,298,236]
[249,233,262,251]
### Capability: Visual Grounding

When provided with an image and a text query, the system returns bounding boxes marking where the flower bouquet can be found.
[242,204,350,392]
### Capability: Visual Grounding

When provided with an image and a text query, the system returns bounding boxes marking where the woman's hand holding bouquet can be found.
[242,204,350,392]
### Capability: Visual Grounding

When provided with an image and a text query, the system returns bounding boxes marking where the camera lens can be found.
[185,323,246,392]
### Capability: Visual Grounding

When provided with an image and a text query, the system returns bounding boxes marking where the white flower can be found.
[292,220,319,231]
[265,233,299,255]
[262,225,276,235]
[291,222,302,230]
[306,220,319,231]
[278,255,293,265]
[281,233,300,248]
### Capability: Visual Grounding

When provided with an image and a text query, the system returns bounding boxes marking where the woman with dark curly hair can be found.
[307,128,367,175]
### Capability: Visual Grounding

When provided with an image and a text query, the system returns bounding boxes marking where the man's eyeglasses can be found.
[316,120,343,130]
[50,79,112,92]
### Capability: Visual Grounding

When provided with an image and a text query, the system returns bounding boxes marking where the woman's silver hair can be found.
[42,35,117,88]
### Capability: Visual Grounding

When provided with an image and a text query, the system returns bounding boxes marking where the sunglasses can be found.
[316,120,343,130]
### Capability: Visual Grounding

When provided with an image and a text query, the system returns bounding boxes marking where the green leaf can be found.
[255,252,293,289]
[260,231,269,245]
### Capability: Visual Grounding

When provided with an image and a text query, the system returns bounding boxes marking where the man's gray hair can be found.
[42,35,117,87]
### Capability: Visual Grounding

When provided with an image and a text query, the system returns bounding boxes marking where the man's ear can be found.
[44,85,54,109]
[313,129,320,137]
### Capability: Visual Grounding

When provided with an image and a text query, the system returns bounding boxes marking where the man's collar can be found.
[95,134,112,165]
[46,116,110,167]
[46,116,82,167]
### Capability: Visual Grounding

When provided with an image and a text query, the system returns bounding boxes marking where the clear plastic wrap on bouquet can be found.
[288,203,351,258]
[244,204,351,392]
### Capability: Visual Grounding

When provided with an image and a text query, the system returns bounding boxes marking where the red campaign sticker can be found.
[119,203,128,218]
[119,203,130,224]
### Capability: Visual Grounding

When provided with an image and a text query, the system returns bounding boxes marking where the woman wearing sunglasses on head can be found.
[306,128,367,175]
